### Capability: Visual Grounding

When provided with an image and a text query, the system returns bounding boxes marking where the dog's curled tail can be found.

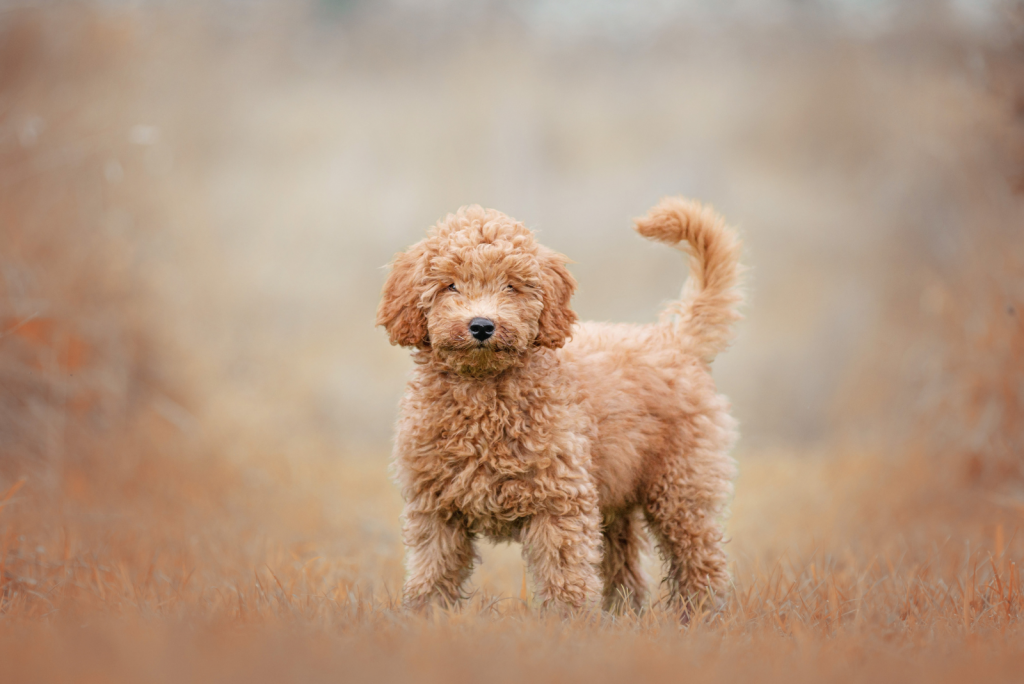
[634,197,744,363]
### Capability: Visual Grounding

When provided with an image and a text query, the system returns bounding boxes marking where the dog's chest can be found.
[399,367,588,526]
[430,407,541,518]
[415,392,555,520]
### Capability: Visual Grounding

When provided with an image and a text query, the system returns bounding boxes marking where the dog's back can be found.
[559,321,737,513]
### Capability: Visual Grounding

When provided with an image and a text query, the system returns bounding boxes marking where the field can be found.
[1,3,1023,682]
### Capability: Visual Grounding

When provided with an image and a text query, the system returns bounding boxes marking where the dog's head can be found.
[376,206,577,375]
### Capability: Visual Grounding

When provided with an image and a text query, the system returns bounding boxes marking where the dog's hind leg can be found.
[642,439,735,615]
[600,509,649,613]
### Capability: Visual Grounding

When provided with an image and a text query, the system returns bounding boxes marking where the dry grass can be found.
[1,450,1024,682]
[2,3,1023,682]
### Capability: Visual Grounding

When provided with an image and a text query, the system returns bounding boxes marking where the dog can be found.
[376,197,743,614]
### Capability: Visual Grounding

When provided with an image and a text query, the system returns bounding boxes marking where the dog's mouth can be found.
[437,324,520,352]
[437,340,516,357]
[431,327,526,375]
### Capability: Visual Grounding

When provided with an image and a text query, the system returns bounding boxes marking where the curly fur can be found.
[377,199,743,614]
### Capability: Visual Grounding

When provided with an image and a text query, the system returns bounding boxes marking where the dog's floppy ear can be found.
[534,246,578,349]
[376,242,431,348]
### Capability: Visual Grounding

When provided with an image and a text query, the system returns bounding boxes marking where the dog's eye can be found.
[447,283,458,293]
[505,284,516,292]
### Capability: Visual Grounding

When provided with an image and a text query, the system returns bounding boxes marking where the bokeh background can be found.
[1,1,1023,681]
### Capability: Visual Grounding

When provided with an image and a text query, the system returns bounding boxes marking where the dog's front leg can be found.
[401,506,477,610]
[521,484,603,612]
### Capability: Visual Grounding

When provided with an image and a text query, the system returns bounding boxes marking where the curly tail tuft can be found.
[634,197,745,362]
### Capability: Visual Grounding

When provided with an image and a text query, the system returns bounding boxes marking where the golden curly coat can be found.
[376,197,744,614]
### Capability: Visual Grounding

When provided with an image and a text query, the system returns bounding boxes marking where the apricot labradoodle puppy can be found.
[376,197,743,615]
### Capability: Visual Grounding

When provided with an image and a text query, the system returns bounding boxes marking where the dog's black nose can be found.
[469,317,495,342]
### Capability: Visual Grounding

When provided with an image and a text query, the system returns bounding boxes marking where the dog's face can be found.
[377,206,577,375]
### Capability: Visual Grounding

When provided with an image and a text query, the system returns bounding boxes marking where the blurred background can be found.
[1,0,1022,624]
